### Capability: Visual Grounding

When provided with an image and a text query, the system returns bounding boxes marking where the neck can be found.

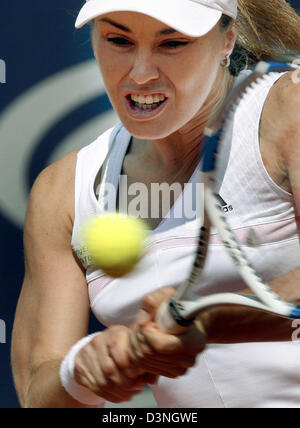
[125,69,233,183]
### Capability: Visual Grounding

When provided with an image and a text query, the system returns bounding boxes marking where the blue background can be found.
[0,0,299,408]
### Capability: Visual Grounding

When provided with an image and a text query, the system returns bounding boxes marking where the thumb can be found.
[142,287,177,312]
[137,287,177,326]
[136,309,152,326]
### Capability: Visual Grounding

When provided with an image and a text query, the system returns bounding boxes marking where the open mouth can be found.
[125,94,168,116]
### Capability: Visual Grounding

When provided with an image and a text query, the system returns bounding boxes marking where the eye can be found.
[107,37,132,47]
[161,41,189,49]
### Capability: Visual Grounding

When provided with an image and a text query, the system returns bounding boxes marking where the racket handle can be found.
[155,301,190,335]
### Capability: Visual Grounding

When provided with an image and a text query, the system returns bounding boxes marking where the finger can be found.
[141,322,206,355]
[138,322,184,354]
[89,333,132,388]
[139,287,177,320]
[108,325,154,379]
[74,333,148,403]
[128,325,169,378]
[127,335,197,377]
[99,326,145,379]
[93,385,144,404]
[87,359,146,402]
[129,324,199,375]
[73,358,99,390]
[91,369,146,401]
[129,323,152,361]
[107,327,132,370]
[74,344,103,389]
[106,345,149,389]
[131,353,196,374]
[122,366,146,379]
[107,326,154,381]
[89,334,124,386]
[129,327,197,367]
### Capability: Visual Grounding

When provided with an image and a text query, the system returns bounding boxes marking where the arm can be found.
[11,152,97,408]
[200,71,300,344]
[128,74,300,363]
[127,277,299,374]
[12,152,156,407]
[209,73,300,344]
[202,273,300,344]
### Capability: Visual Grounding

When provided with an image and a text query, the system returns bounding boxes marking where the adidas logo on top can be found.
[217,195,233,213]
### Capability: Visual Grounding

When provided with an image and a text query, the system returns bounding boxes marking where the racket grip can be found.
[155,301,190,335]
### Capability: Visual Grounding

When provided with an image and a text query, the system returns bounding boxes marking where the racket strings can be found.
[206,188,294,312]
[181,60,300,316]
[176,73,271,302]
[214,64,300,314]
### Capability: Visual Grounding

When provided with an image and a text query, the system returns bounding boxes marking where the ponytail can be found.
[221,0,300,75]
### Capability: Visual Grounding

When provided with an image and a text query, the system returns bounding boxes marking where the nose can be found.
[129,49,160,87]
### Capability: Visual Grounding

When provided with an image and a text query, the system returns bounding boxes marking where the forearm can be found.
[203,269,300,344]
[203,306,295,344]
[24,360,101,408]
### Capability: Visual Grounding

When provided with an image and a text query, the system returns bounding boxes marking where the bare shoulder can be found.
[259,71,300,191]
[273,71,300,109]
[264,71,300,116]
[26,150,79,239]
[32,150,78,195]
[261,72,300,154]
[271,71,300,157]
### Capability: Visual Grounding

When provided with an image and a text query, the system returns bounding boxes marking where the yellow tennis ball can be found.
[82,213,149,278]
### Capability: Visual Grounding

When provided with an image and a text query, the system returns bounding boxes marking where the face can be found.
[92,12,235,140]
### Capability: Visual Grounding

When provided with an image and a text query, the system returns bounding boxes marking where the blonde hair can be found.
[221,0,300,75]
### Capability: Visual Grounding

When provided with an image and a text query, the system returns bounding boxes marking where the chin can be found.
[119,117,180,140]
[125,127,174,140]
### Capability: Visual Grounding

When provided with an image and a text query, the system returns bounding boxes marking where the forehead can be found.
[97,11,183,37]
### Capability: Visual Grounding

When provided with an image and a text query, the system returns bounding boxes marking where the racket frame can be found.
[156,59,300,333]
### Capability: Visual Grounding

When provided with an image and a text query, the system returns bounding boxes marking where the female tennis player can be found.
[12,0,300,408]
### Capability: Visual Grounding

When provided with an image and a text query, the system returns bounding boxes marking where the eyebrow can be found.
[98,18,178,37]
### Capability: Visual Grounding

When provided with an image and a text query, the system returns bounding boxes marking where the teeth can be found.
[130,94,166,104]
[137,103,157,109]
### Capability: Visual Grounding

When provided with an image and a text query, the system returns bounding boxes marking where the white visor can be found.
[75,0,237,37]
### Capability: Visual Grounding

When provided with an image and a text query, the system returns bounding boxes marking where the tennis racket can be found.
[155,58,300,334]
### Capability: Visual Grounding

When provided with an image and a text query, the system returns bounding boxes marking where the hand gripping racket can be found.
[156,59,300,334]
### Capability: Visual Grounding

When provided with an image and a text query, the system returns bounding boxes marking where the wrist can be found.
[59,332,105,406]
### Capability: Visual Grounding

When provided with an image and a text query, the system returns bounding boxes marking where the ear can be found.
[222,22,237,60]
[90,21,98,59]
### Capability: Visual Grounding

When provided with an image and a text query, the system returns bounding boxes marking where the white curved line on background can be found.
[0,60,116,228]
[48,111,118,166]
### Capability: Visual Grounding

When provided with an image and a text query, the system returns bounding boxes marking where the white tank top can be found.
[71,72,300,408]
